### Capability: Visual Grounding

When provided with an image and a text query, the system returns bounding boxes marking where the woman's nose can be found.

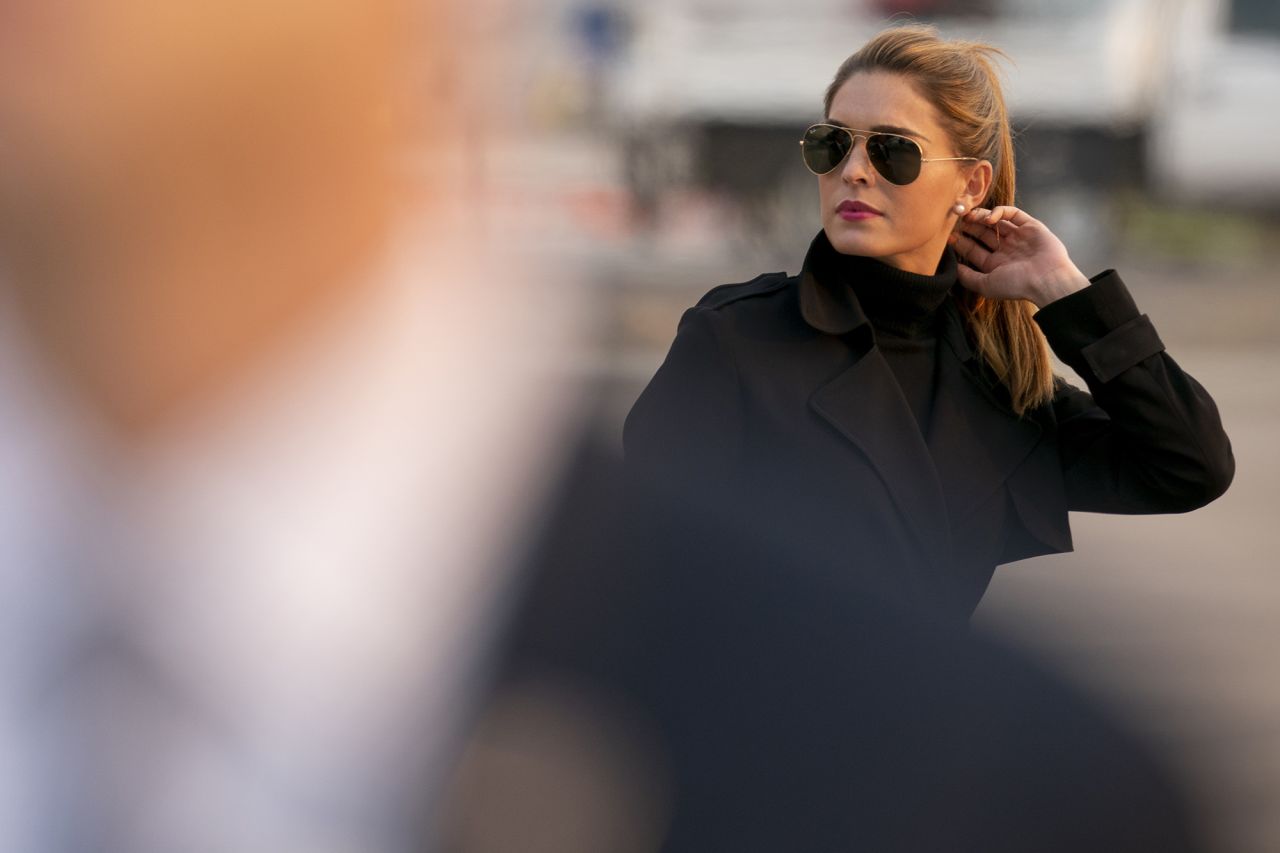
[840,137,873,185]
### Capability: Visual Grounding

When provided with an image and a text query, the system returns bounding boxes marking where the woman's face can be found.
[818,71,990,275]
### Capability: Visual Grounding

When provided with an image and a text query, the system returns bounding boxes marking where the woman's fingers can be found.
[957,218,1004,254]
[954,205,1039,273]
[963,207,996,226]
[966,205,1033,227]
[955,258,990,295]
[952,230,994,272]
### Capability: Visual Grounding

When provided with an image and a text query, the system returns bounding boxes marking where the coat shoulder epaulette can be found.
[694,272,792,311]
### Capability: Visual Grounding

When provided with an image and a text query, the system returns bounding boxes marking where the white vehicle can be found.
[1149,0,1280,207]
[608,0,1191,263]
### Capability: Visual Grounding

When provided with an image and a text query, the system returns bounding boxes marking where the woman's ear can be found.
[960,160,994,209]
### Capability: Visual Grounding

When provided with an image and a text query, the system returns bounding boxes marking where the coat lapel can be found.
[809,349,953,574]
[798,232,953,572]
[927,299,1045,521]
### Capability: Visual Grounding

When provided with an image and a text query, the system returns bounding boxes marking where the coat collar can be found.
[797,230,963,346]
[798,230,870,337]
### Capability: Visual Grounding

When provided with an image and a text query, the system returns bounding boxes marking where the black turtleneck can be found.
[821,247,958,434]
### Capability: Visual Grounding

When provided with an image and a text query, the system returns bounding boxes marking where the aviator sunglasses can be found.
[799,123,978,185]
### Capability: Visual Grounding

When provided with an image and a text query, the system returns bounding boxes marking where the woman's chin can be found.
[823,223,889,258]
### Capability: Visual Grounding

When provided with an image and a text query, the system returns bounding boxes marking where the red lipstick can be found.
[837,200,883,221]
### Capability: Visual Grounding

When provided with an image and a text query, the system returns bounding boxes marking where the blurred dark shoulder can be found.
[438,420,1210,853]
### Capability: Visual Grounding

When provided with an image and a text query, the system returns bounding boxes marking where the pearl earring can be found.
[953,203,966,215]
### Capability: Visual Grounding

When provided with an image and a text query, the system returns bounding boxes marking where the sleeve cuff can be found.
[1033,270,1166,384]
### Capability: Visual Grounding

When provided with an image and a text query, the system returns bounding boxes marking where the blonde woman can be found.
[624,25,1233,618]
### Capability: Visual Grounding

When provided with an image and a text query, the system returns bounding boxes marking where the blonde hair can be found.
[824,24,1054,415]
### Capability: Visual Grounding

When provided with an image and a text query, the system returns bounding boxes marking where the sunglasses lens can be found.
[867,134,923,185]
[802,126,926,184]
[801,125,851,175]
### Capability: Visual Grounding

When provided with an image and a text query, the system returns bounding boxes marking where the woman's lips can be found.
[837,200,883,221]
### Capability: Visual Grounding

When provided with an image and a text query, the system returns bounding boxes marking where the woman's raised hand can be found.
[948,206,1090,308]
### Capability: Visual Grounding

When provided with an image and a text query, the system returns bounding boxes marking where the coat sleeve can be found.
[1034,270,1235,514]
[623,305,744,484]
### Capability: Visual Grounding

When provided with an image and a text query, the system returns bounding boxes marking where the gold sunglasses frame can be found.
[798,123,979,182]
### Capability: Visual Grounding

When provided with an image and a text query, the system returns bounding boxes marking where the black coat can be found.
[623,232,1235,616]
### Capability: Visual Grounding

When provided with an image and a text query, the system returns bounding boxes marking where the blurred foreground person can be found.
[0,3,1210,852]
[0,2,576,849]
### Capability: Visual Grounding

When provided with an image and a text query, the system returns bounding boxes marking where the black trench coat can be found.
[623,232,1235,616]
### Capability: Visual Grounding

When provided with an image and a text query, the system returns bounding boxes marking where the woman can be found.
[623,25,1234,618]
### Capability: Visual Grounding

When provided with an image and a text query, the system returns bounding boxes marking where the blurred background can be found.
[493,0,1280,850]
